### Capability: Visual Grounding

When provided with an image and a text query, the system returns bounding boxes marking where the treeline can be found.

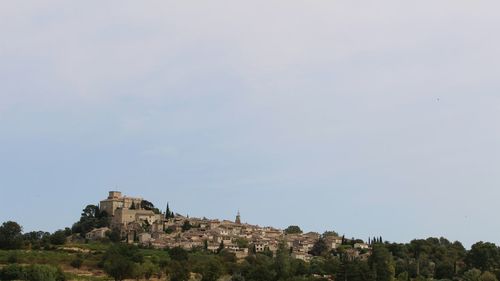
[383,237,500,281]
[0,221,71,250]
[304,236,500,281]
[98,241,328,281]
[4,219,500,281]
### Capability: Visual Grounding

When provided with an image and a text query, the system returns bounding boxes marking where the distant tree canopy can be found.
[370,244,396,281]
[102,244,143,281]
[49,230,67,245]
[181,220,192,232]
[323,230,339,237]
[284,225,303,234]
[0,221,23,249]
[309,238,329,257]
[141,200,160,214]
[71,204,110,235]
[466,241,500,272]
[6,220,500,281]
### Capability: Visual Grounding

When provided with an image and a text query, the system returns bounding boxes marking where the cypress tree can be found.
[165,203,171,218]
[217,240,224,253]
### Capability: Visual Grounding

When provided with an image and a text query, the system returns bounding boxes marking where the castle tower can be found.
[235,211,241,224]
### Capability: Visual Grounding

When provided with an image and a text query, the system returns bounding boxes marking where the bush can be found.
[0,264,65,281]
[49,230,67,245]
[7,252,18,263]
[70,257,83,269]
[0,264,26,280]
[26,264,66,281]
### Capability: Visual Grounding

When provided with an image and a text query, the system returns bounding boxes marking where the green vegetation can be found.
[71,205,110,236]
[4,219,500,281]
[0,264,66,281]
[141,200,161,215]
[165,203,175,219]
[285,225,303,234]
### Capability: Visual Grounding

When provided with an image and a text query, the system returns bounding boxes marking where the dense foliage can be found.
[285,225,303,234]
[3,219,500,281]
[0,221,71,250]
[0,264,65,281]
[71,205,110,236]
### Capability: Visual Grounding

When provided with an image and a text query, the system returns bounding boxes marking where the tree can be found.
[217,240,225,254]
[242,254,276,281]
[370,244,395,281]
[167,260,189,281]
[23,231,50,249]
[200,258,224,281]
[310,238,329,257]
[165,203,174,219]
[323,230,339,237]
[26,264,65,281]
[104,255,136,281]
[49,230,67,245]
[409,239,430,276]
[142,260,160,280]
[72,204,109,236]
[169,246,189,261]
[481,271,499,281]
[102,244,142,281]
[0,221,23,249]
[275,240,292,280]
[81,205,100,219]
[0,264,26,280]
[141,200,154,210]
[107,227,122,242]
[181,220,192,232]
[435,261,454,279]
[337,260,374,281]
[284,225,303,234]
[141,200,160,214]
[70,257,83,269]
[463,269,482,281]
[466,242,499,272]
[235,237,249,249]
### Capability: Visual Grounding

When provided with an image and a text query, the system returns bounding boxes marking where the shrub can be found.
[1,264,65,281]
[0,264,26,280]
[70,257,83,269]
[7,252,18,263]
[26,264,66,281]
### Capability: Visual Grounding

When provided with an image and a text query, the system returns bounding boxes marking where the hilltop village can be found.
[86,191,371,261]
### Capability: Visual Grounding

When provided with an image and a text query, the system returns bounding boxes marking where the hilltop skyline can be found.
[1,1,500,248]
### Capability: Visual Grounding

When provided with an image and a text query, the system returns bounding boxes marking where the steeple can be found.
[235,210,241,224]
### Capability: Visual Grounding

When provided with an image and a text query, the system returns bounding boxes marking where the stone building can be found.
[113,208,163,228]
[99,191,163,231]
[100,191,143,216]
[85,227,110,240]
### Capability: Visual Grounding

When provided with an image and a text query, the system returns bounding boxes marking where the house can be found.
[86,227,110,240]
[138,233,152,244]
[354,243,369,250]
[291,252,312,262]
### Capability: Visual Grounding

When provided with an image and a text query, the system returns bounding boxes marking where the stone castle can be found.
[100,191,163,230]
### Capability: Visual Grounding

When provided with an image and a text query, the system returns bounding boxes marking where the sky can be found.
[0,1,499,248]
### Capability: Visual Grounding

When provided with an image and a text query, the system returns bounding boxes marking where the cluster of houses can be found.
[86,191,371,261]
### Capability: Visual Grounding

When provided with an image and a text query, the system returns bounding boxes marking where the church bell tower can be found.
[235,211,241,224]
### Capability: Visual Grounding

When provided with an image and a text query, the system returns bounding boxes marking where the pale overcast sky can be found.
[1,1,499,247]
